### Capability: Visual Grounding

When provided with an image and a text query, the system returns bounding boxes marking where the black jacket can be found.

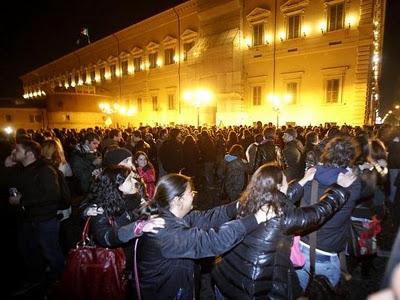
[8,159,61,222]
[212,183,349,300]
[301,165,361,252]
[253,139,281,172]
[159,139,184,173]
[137,202,259,300]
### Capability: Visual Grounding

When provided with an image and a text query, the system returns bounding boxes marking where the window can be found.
[253,23,264,46]
[287,15,300,39]
[5,114,12,122]
[90,69,96,83]
[286,82,298,104]
[168,94,175,110]
[165,49,175,65]
[149,53,157,69]
[152,96,158,111]
[121,60,128,76]
[29,115,34,123]
[134,57,142,72]
[68,75,72,86]
[328,2,344,32]
[100,67,106,81]
[82,70,87,83]
[183,42,194,61]
[110,64,117,79]
[137,97,143,112]
[326,79,340,103]
[252,86,262,106]
[74,73,79,85]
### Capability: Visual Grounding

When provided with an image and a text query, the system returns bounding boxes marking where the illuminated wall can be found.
[20,0,385,128]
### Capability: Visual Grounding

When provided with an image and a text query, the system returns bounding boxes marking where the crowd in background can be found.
[1,121,400,299]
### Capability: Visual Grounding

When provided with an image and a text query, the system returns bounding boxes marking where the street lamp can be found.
[183,89,213,127]
[267,93,292,127]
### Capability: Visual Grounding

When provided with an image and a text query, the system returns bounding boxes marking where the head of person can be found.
[169,128,182,142]
[305,131,319,147]
[320,136,359,168]
[109,129,122,142]
[238,163,283,217]
[154,174,195,218]
[13,139,42,166]
[83,132,100,152]
[263,127,276,140]
[133,151,150,169]
[103,147,133,168]
[228,144,245,160]
[96,165,141,217]
[41,138,66,167]
[283,128,297,143]
[132,130,142,143]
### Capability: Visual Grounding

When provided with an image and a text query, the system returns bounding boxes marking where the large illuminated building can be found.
[19,0,386,128]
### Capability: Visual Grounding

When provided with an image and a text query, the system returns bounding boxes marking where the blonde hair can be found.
[41,138,66,167]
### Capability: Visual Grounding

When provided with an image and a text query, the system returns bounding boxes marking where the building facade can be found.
[20,0,386,128]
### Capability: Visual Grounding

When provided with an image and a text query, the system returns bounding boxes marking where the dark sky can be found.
[1,0,399,113]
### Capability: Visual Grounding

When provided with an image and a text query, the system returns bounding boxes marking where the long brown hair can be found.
[238,163,283,217]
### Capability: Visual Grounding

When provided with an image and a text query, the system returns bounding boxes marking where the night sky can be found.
[0,0,399,114]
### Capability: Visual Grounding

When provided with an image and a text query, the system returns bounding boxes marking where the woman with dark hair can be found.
[212,163,355,299]
[89,165,164,275]
[217,144,249,202]
[182,134,201,178]
[296,135,362,289]
[226,130,239,151]
[133,151,156,199]
[137,173,270,299]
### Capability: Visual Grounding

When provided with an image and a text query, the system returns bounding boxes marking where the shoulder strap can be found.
[134,238,142,300]
[309,180,319,276]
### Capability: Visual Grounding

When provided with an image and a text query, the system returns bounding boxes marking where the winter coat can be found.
[283,140,305,181]
[70,144,98,194]
[213,183,349,300]
[137,166,156,199]
[159,139,184,173]
[218,154,249,202]
[137,202,259,300]
[253,139,282,173]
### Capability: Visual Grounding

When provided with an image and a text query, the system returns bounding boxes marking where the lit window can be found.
[253,23,264,46]
[134,57,142,72]
[149,53,157,69]
[287,15,300,39]
[286,82,298,104]
[168,94,175,110]
[100,67,106,81]
[137,97,143,112]
[152,96,158,111]
[110,64,117,79]
[326,79,340,103]
[74,73,79,85]
[183,42,194,61]
[252,86,262,106]
[82,70,87,83]
[121,60,128,76]
[5,114,12,122]
[328,2,344,32]
[165,49,175,65]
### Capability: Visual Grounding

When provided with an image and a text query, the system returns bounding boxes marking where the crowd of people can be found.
[1,121,400,299]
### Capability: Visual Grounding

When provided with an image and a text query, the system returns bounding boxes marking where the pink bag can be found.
[290,236,306,267]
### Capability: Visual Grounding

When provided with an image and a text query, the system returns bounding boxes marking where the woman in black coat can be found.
[136,173,271,300]
[212,163,356,299]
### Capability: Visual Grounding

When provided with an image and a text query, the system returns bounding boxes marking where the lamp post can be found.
[183,89,213,127]
[268,94,292,128]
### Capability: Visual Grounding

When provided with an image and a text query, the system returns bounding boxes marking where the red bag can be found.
[59,217,127,300]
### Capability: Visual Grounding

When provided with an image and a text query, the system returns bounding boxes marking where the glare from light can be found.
[395,105,400,109]
[4,127,13,134]
[284,94,293,103]
[302,25,311,37]
[346,15,357,28]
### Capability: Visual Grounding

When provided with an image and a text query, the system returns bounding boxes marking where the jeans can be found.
[214,286,225,300]
[295,242,341,289]
[19,218,65,282]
